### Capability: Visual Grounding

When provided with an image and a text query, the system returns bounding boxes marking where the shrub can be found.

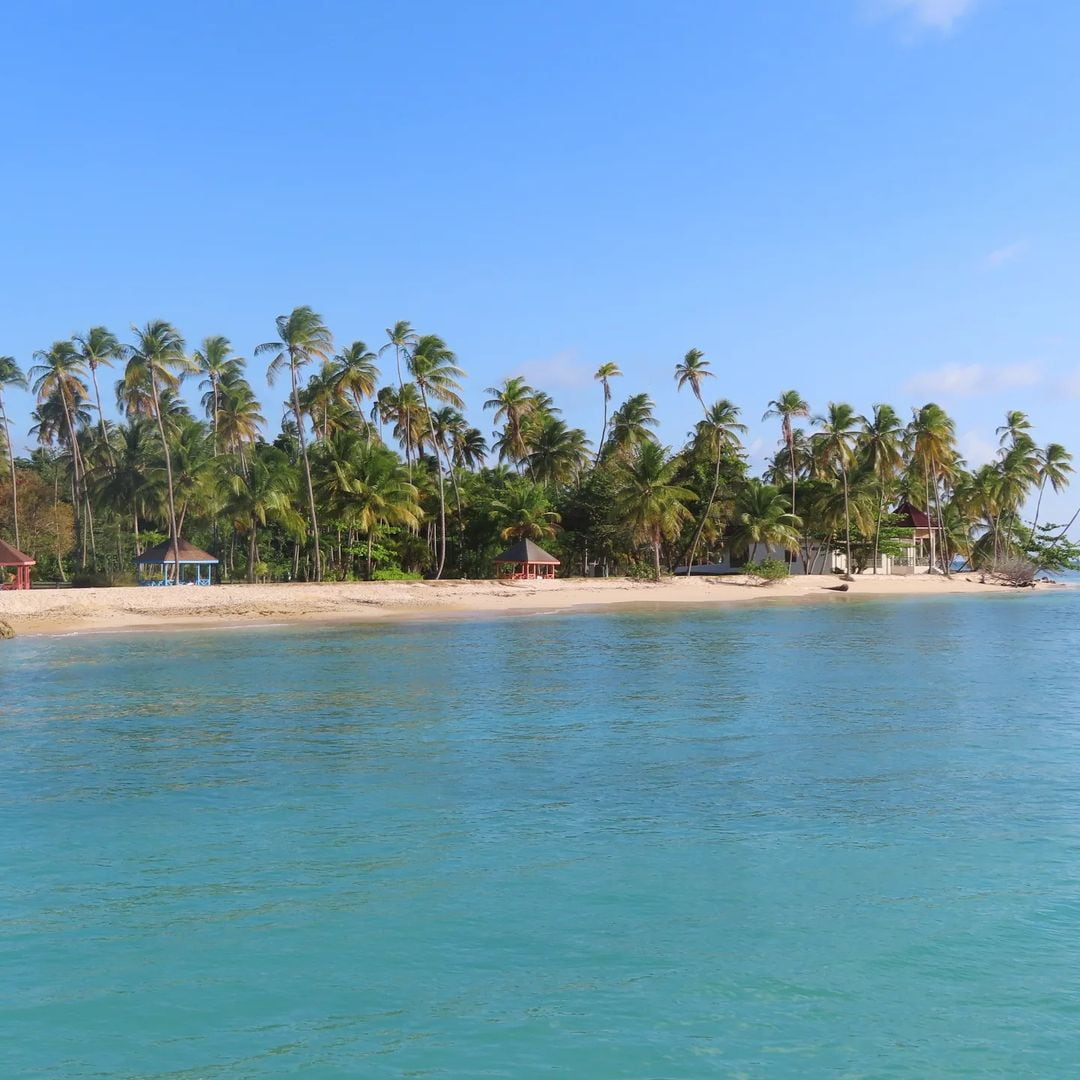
[372,568,423,581]
[745,557,790,584]
[626,561,658,582]
[989,556,1036,588]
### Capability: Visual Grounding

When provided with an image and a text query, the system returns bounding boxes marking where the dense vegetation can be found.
[0,310,1076,584]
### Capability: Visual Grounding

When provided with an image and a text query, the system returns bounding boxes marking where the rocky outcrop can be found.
[0,620,14,640]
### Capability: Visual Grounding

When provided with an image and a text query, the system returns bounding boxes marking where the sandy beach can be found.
[0,573,1057,637]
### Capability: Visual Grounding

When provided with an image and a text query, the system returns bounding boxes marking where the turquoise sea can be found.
[4,593,1080,1078]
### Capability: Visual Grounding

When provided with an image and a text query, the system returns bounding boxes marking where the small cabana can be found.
[135,539,219,586]
[0,538,35,590]
[493,538,560,580]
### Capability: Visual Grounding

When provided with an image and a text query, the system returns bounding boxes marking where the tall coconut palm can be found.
[859,404,906,572]
[812,402,862,578]
[1031,442,1074,533]
[606,393,658,460]
[682,399,747,572]
[485,376,536,471]
[908,403,957,573]
[331,341,380,419]
[613,441,696,581]
[491,481,562,542]
[192,335,242,455]
[226,445,303,581]
[997,409,1032,448]
[125,322,189,581]
[256,306,334,580]
[0,356,27,547]
[409,334,465,578]
[73,327,122,468]
[527,416,591,489]
[30,340,93,564]
[763,391,810,533]
[674,348,713,410]
[593,362,622,464]
[380,320,418,396]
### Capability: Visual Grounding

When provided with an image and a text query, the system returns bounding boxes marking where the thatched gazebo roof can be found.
[0,538,34,567]
[493,539,560,565]
[135,539,219,565]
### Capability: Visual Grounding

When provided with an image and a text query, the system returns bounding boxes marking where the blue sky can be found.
[3,0,1079,520]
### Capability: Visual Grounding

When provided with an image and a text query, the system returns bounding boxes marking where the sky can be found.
[2,0,1080,521]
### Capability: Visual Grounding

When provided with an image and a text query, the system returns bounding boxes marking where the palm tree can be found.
[614,441,696,581]
[0,356,27,548]
[226,445,303,581]
[125,322,189,581]
[859,404,906,573]
[192,335,242,455]
[409,334,465,578]
[730,481,802,563]
[606,393,658,460]
[997,409,1032,448]
[30,340,93,564]
[527,416,591,489]
[593,362,622,463]
[256,306,334,580]
[331,341,380,419]
[763,391,810,532]
[1031,442,1074,533]
[485,376,536,471]
[492,481,562,542]
[908,403,957,573]
[674,348,713,410]
[73,327,122,468]
[812,402,862,578]
[380,320,418,395]
[682,398,747,572]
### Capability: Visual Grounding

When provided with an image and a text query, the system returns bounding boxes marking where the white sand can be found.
[0,573,1055,636]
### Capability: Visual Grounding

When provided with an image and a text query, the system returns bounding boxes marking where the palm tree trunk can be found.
[683,443,722,572]
[290,362,321,581]
[652,534,662,582]
[58,387,86,568]
[367,530,374,580]
[420,386,447,579]
[0,391,19,548]
[53,468,66,583]
[149,373,181,585]
[1032,478,1046,536]
[596,387,609,465]
[90,363,115,469]
[873,484,884,574]
[841,461,853,578]
[248,521,257,583]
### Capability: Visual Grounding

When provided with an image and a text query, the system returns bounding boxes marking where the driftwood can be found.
[824,583,850,592]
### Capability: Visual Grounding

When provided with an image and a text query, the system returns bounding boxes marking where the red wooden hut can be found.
[0,538,35,590]
[493,539,560,580]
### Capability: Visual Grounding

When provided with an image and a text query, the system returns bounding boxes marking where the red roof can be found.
[0,538,34,566]
[894,502,938,529]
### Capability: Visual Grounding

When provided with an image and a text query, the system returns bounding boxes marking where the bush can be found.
[989,556,1036,587]
[372,568,423,581]
[70,571,112,588]
[626,561,658,582]
[745,558,790,584]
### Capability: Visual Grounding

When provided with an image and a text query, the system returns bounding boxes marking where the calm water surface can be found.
[3,593,1080,1077]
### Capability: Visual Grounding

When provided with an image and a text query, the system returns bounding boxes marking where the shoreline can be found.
[0,574,1062,638]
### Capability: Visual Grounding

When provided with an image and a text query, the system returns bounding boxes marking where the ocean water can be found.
[4,593,1080,1078]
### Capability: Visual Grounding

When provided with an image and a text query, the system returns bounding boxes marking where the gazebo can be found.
[493,538,560,580]
[135,539,219,586]
[0,538,35,590]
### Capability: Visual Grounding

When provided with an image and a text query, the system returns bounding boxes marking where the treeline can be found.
[0,310,1076,584]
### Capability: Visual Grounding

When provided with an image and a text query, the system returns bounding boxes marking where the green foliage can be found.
[745,557,790,583]
[372,567,423,581]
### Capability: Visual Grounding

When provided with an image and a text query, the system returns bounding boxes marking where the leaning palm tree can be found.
[0,356,27,547]
[30,340,93,564]
[125,322,189,581]
[255,306,334,580]
[73,327,122,468]
[812,402,862,578]
[614,441,696,581]
[763,391,810,530]
[682,398,747,572]
[1031,442,1074,534]
[674,348,713,411]
[409,334,465,578]
[593,362,622,464]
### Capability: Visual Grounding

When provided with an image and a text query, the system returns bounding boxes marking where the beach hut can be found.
[135,539,219,585]
[0,538,35,590]
[493,538,560,580]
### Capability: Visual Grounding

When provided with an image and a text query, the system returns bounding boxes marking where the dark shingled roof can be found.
[0,538,35,566]
[894,502,939,529]
[492,538,560,564]
[135,538,220,565]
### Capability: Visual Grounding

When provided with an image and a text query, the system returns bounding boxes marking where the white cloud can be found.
[982,240,1028,269]
[875,0,981,30]
[1057,370,1080,398]
[905,362,1043,397]
[958,429,998,467]
[514,348,592,391]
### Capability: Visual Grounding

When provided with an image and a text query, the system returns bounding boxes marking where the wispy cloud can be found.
[982,240,1028,269]
[873,0,981,31]
[514,348,592,391]
[906,361,1043,397]
[958,429,998,467]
